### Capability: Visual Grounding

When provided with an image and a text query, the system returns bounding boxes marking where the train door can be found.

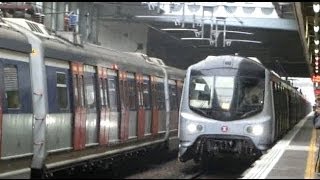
[107,69,120,144]
[98,67,109,145]
[151,76,159,136]
[136,74,145,139]
[45,59,72,151]
[83,65,98,146]
[71,62,86,150]
[0,58,33,158]
[142,75,152,137]
[169,80,178,136]
[119,71,129,142]
[127,72,138,140]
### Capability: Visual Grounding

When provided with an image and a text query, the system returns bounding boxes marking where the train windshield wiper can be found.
[240,108,260,118]
[190,107,211,118]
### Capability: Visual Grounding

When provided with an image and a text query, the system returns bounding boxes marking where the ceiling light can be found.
[316,57,319,61]
[314,3,320,13]
[316,62,319,65]
[316,66,319,70]
[316,49,319,54]
[315,26,320,32]
[316,40,320,45]
[317,70,319,73]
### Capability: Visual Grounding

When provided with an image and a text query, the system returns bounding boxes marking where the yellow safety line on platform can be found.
[305,128,317,179]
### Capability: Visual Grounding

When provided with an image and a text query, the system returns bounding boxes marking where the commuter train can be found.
[178,55,311,165]
[0,18,185,178]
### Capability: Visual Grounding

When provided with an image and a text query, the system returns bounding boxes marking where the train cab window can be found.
[107,70,119,111]
[189,76,213,109]
[143,75,151,110]
[127,73,137,110]
[238,77,264,108]
[4,65,20,109]
[56,72,68,109]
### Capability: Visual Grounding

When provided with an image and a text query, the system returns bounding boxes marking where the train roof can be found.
[190,55,266,70]
[2,18,183,77]
[0,18,31,53]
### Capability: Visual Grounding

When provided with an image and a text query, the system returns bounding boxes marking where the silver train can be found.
[178,55,311,164]
[0,18,185,178]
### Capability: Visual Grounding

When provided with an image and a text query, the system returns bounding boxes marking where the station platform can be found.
[242,112,320,179]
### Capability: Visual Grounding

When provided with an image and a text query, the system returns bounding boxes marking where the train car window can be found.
[127,73,137,110]
[169,80,178,111]
[107,70,119,111]
[84,74,96,109]
[99,78,106,106]
[79,75,85,107]
[73,75,79,106]
[104,78,109,108]
[4,65,20,109]
[156,77,165,110]
[177,81,183,106]
[137,77,143,107]
[56,72,68,109]
[143,75,151,110]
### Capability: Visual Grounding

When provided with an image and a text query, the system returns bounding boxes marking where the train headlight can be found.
[187,123,197,133]
[246,124,264,136]
[187,123,204,134]
[252,125,263,136]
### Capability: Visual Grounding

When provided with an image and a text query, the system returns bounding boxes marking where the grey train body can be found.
[0,18,185,178]
[178,55,311,163]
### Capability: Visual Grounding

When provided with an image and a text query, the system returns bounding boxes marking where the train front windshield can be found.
[189,66,265,121]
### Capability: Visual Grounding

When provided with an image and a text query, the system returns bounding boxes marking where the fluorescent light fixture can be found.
[315,49,319,54]
[314,3,320,13]
[315,26,320,32]
[315,40,320,45]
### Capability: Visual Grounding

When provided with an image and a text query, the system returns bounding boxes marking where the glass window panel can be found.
[4,65,20,109]
[127,73,137,110]
[56,72,68,109]
[143,76,151,109]
[85,75,96,109]
[99,78,105,106]
[73,75,79,106]
[79,76,85,107]
[107,71,118,111]
[169,81,177,110]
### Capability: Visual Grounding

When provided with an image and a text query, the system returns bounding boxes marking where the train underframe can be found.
[180,135,262,163]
